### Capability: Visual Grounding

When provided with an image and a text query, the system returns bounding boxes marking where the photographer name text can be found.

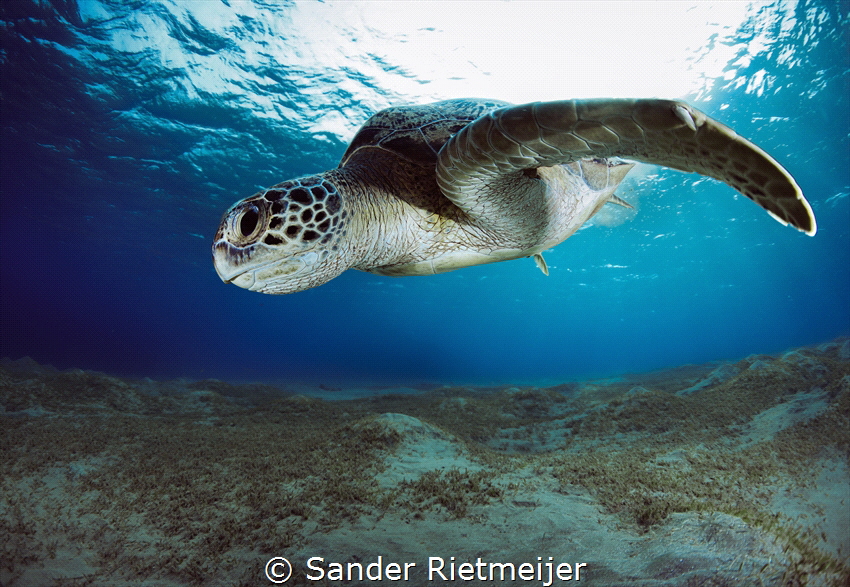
[265,555,587,584]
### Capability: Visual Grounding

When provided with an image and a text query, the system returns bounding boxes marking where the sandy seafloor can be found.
[2,340,849,587]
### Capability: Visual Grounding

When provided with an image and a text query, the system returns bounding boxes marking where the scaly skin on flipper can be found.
[437,99,816,236]
[213,98,817,295]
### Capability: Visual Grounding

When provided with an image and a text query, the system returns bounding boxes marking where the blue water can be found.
[1,0,848,386]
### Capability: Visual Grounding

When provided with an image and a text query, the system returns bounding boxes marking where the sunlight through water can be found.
[74,1,780,138]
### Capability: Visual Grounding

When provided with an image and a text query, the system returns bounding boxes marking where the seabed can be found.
[2,339,849,586]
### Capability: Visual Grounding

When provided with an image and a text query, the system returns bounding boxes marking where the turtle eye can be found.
[237,206,259,238]
[227,201,267,245]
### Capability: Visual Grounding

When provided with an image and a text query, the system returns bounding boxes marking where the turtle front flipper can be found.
[436,99,816,236]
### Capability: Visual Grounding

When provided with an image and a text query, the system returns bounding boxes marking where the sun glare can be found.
[76,0,791,139]
[304,2,757,102]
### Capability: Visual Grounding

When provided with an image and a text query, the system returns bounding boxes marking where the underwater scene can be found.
[1,0,849,585]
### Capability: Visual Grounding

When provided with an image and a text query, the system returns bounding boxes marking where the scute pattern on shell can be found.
[339,99,510,168]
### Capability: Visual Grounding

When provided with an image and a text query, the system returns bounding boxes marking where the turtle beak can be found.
[212,240,260,286]
[212,239,312,292]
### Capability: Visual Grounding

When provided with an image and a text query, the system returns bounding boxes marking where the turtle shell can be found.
[339,98,510,168]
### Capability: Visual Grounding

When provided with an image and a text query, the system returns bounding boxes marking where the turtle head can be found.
[213,176,351,294]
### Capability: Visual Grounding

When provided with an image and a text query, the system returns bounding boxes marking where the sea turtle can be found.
[213,98,816,294]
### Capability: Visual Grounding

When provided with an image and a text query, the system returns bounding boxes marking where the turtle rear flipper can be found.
[436,99,816,236]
